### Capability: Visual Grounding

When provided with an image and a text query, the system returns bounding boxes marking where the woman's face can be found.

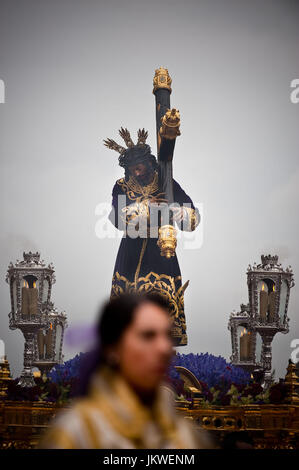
[113,301,174,391]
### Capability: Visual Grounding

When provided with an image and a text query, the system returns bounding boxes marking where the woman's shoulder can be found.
[38,396,103,449]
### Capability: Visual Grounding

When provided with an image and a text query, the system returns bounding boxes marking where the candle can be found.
[28,288,38,315]
[259,284,268,321]
[37,329,45,359]
[21,282,29,315]
[240,329,251,361]
[268,286,276,322]
[247,331,252,359]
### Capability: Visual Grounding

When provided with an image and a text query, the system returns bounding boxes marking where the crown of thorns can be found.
[103,128,153,168]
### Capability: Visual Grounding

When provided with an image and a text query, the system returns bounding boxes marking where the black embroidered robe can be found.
[108,170,200,346]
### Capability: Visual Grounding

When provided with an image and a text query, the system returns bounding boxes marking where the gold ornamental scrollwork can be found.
[110,270,188,346]
[157,224,177,258]
[116,171,159,201]
[159,108,181,140]
[153,66,172,93]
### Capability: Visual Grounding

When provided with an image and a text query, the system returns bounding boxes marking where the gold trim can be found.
[153,66,172,93]
[121,200,150,226]
[284,361,299,404]
[0,357,12,398]
[111,271,188,345]
[3,400,299,449]
[126,172,158,197]
[117,171,159,201]
[157,224,177,258]
[134,239,148,288]
[159,108,181,140]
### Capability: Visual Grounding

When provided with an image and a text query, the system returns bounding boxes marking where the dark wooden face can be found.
[128,162,153,184]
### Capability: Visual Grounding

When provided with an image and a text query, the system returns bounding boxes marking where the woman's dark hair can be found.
[76,292,170,396]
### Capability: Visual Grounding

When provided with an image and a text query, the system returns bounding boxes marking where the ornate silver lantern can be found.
[6,251,67,386]
[247,254,295,387]
[33,303,67,376]
[228,303,261,376]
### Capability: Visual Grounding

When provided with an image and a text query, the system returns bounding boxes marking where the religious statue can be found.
[103,67,200,346]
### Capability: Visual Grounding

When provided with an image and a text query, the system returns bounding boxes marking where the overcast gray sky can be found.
[0,0,298,379]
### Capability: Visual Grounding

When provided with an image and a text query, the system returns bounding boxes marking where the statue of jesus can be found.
[104,128,200,346]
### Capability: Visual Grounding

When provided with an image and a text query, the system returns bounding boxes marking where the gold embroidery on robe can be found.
[111,271,188,346]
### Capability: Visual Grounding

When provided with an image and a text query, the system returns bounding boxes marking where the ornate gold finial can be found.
[119,127,134,148]
[0,356,12,398]
[284,359,299,404]
[157,225,177,258]
[103,138,126,155]
[137,128,148,147]
[153,66,172,93]
[160,108,181,140]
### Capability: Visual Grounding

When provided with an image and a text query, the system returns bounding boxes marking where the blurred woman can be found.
[39,292,213,449]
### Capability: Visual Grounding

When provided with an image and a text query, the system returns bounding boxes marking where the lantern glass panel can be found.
[279,280,288,322]
[237,325,245,339]
[21,275,39,316]
[258,280,268,319]
[258,280,269,293]
[238,325,251,362]
[262,278,275,291]
[55,323,63,361]
[42,278,49,304]
[12,278,17,313]
[255,332,262,363]
[258,279,276,322]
